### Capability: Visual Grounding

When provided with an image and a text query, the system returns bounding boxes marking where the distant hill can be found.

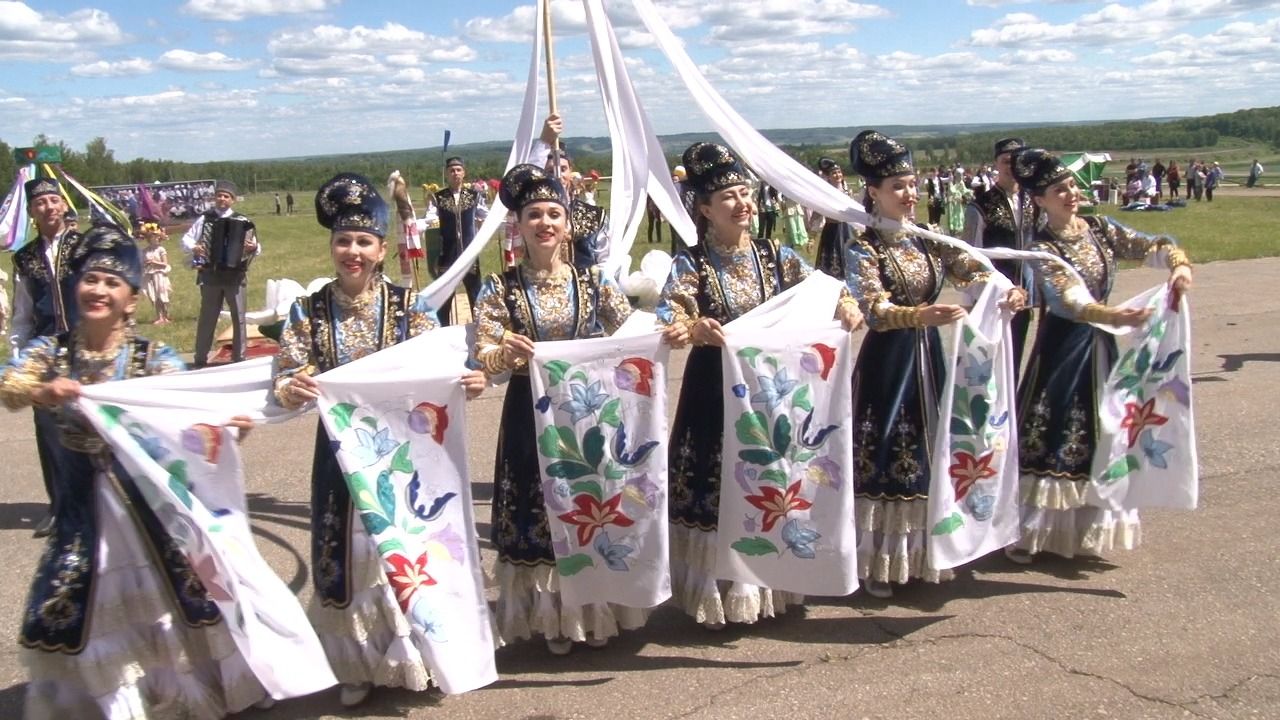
[3,108,1273,194]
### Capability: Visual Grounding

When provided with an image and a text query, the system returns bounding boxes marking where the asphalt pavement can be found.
[0,257,1276,719]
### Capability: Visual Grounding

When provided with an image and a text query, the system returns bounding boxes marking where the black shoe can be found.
[33,514,54,538]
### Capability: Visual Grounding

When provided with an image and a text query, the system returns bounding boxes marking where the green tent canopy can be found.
[1061,151,1112,188]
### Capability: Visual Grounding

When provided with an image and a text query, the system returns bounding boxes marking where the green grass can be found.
[4,189,1276,363]
[1089,195,1280,263]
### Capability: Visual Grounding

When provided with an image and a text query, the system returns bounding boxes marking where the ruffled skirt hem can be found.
[855,497,953,584]
[493,561,649,644]
[669,524,803,625]
[1014,473,1141,558]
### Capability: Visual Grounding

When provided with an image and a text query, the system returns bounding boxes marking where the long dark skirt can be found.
[668,346,723,532]
[491,374,555,566]
[310,420,356,607]
[1017,312,1117,482]
[851,326,945,501]
[24,446,221,652]
[816,220,853,279]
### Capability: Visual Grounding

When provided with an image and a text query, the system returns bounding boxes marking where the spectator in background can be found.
[1187,158,1199,200]
[645,195,663,245]
[286,191,295,214]
[1247,159,1264,188]
[274,192,282,215]
[1205,161,1223,202]
[923,167,944,227]
[1166,161,1181,199]
[1152,159,1166,201]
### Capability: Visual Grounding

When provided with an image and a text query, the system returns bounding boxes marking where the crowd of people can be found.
[2,122,1195,719]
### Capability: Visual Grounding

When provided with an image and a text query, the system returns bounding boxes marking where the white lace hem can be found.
[669,524,803,625]
[1015,473,1142,557]
[493,561,649,644]
[855,497,953,584]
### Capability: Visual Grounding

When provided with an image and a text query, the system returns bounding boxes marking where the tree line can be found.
[3,107,1276,199]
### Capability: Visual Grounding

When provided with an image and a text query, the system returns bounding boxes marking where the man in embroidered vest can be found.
[181,179,259,367]
[962,137,1035,374]
[529,113,609,273]
[433,157,480,325]
[9,178,82,537]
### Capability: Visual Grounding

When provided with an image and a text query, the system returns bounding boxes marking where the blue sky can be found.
[2,0,1278,162]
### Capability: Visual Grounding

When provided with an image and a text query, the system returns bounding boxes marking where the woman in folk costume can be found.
[844,131,1026,599]
[2,225,265,719]
[474,164,640,655]
[272,173,485,707]
[659,143,862,627]
[944,168,970,236]
[1007,150,1191,564]
[814,157,856,279]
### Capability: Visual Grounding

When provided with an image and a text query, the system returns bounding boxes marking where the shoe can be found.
[546,637,573,655]
[253,696,276,710]
[864,580,894,599]
[702,621,727,631]
[32,514,54,539]
[339,682,372,708]
[584,634,609,648]
[1004,547,1034,565]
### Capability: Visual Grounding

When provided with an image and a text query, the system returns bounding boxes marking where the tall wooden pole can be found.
[542,0,562,179]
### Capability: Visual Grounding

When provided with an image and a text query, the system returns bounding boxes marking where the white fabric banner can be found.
[77,365,337,700]
[314,326,497,695]
[927,280,1023,570]
[529,331,672,608]
[715,286,858,596]
[1088,285,1198,511]
[582,0,697,268]
[418,1,543,311]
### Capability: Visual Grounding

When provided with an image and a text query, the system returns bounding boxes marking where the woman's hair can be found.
[860,177,886,215]
[693,194,711,244]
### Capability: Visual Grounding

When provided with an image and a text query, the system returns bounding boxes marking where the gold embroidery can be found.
[1057,401,1090,468]
[888,414,921,485]
[1020,390,1050,462]
[37,535,89,631]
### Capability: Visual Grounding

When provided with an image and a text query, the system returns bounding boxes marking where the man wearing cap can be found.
[962,137,1035,374]
[433,157,481,325]
[9,178,83,537]
[180,179,259,367]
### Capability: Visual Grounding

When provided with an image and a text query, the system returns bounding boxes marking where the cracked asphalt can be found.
[0,257,1276,719]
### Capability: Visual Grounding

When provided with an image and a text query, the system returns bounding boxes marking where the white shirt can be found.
[180,206,260,267]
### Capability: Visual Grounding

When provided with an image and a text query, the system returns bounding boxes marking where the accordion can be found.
[208,216,252,271]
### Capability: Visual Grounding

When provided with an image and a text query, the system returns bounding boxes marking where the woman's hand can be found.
[919,304,967,327]
[502,332,536,366]
[460,370,486,400]
[837,301,865,332]
[1000,288,1028,313]
[283,371,320,405]
[662,322,690,349]
[33,377,81,406]
[1112,307,1153,327]
[1169,264,1193,309]
[225,414,255,441]
[691,318,726,347]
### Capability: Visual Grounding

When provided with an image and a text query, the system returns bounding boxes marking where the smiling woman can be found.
[471,163,641,656]
[269,172,485,708]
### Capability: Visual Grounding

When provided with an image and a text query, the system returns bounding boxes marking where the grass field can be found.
[3,188,1276,362]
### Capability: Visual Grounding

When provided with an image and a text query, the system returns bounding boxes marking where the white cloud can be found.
[1004,48,1078,63]
[157,49,255,72]
[266,21,476,74]
[181,0,336,22]
[70,57,154,77]
[0,2,126,61]
[970,0,1280,49]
